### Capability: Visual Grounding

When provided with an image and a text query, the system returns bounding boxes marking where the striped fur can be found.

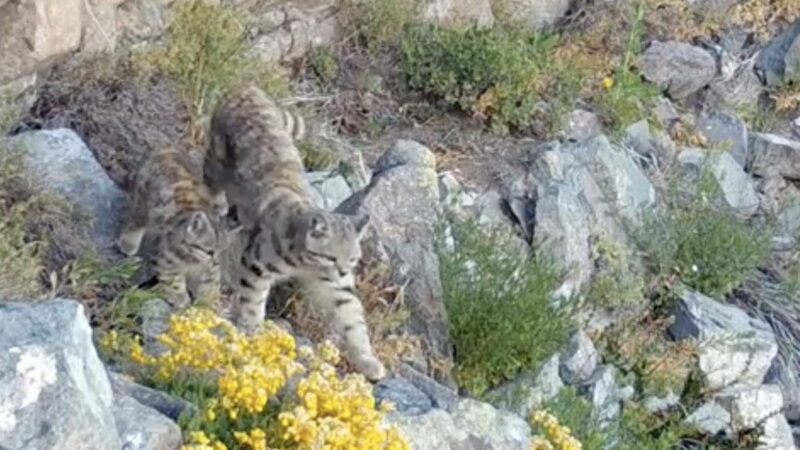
[119,146,224,308]
[205,86,386,380]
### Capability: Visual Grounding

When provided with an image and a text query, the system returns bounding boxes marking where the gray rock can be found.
[765,351,800,422]
[109,372,196,422]
[304,171,353,210]
[749,133,800,180]
[643,391,681,413]
[0,299,121,449]
[0,0,83,84]
[708,58,764,110]
[685,401,732,437]
[113,396,182,450]
[677,148,759,218]
[420,0,495,29]
[578,365,621,426]
[567,135,656,223]
[387,398,530,450]
[669,291,778,390]
[695,109,749,166]
[485,354,563,419]
[716,384,784,431]
[498,0,570,29]
[9,129,127,252]
[139,298,172,355]
[685,0,738,14]
[625,119,676,163]
[755,18,800,87]
[560,330,599,385]
[563,109,603,142]
[757,414,795,450]
[337,140,453,381]
[641,41,717,100]
[374,377,434,416]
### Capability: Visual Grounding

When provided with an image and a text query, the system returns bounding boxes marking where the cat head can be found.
[169,210,221,263]
[289,210,369,274]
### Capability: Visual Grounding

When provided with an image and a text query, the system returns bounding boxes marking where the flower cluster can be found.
[101,308,408,450]
[529,410,582,450]
[278,342,408,449]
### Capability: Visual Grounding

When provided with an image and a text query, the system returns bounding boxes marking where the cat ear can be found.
[187,211,210,236]
[349,212,370,235]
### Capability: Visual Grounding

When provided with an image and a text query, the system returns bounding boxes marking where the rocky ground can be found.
[1,0,800,449]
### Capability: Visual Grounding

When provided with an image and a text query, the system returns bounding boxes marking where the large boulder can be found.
[677,148,759,218]
[0,299,121,449]
[669,291,778,390]
[337,140,453,381]
[9,129,127,253]
[387,398,530,450]
[641,41,717,100]
[755,18,800,87]
[0,0,83,84]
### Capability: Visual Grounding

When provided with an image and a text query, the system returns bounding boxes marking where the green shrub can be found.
[137,0,290,124]
[308,46,339,86]
[437,218,574,396]
[539,387,608,450]
[400,24,579,133]
[341,0,421,51]
[633,168,771,298]
[587,234,645,308]
[592,3,660,132]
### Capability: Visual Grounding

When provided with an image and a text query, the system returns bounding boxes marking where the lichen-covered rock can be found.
[10,129,127,253]
[0,299,121,450]
[337,140,453,381]
[641,41,717,100]
[113,395,182,450]
[387,398,530,450]
[420,0,495,29]
[684,401,732,437]
[669,291,778,390]
[485,354,563,419]
[559,331,599,385]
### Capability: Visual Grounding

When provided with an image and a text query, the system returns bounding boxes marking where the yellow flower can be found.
[601,77,614,90]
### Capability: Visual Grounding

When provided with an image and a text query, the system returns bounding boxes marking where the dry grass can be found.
[730,0,800,40]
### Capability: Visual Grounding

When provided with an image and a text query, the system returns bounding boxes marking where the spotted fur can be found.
[118,146,224,308]
[205,86,386,380]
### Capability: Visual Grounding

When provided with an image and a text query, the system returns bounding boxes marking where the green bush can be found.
[400,24,579,133]
[341,0,421,51]
[308,46,339,87]
[539,387,608,450]
[137,0,289,124]
[437,218,574,396]
[633,168,770,298]
[587,235,646,308]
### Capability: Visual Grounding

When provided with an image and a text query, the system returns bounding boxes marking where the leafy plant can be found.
[587,234,646,308]
[632,164,771,298]
[400,24,579,134]
[308,46,339,87]
[538,387,608,450]
[340,0,421,51]
[437,217,574,395]
[137,0,290,126]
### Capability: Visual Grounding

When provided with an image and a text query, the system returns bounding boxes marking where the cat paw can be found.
[117,239,139,257]
[352,354,387,382]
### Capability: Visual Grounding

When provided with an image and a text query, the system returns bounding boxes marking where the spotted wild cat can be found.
[204,86,386,380]
[118,145,225,308]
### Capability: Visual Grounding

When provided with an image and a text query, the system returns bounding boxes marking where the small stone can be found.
[641,41,717,100]
[562,109,603,142]
[303,171,353,210]
[559,330,599,385]
[577,365,620,426]
[643,391,681,413]
[373,377,434,416]
[109,372,197,422]
[695,108,749,166]
[420,0,495,30]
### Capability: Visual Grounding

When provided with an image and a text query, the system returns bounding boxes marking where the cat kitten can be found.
[205,86,386,380]
[119,146,225,308]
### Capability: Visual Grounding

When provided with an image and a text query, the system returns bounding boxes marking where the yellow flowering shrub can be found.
[529,410,583,450]
[100,308,409,450]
